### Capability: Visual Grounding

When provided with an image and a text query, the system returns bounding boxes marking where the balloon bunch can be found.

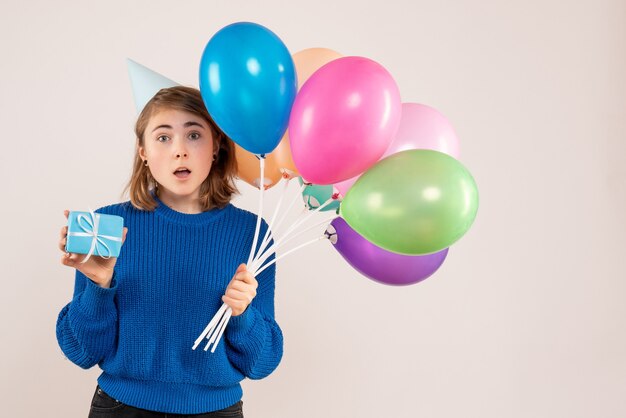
[192,22,479,352]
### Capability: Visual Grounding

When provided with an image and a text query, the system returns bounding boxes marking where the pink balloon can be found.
[390,103,460,158]
[334,102,460,196]
[288,56,401,185]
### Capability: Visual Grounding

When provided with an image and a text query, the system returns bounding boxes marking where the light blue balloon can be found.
[298,177,341,212]
[199,22,297,155]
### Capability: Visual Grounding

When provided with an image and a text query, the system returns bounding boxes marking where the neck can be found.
[156,190,203,214]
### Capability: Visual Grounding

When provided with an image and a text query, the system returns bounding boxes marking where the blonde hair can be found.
[122,86,238,211]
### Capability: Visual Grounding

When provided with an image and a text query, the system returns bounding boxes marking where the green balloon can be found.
[340,149,479,255]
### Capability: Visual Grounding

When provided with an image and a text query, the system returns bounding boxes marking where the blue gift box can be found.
[65,210,124,260]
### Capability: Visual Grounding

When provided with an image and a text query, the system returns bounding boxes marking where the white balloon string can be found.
[209,309,232,353]
[252,201,306,269]
[250,213,336,274]
[254,181,306,265]
[276,215,337,251]
[253,235,326,277]
[250,197,334,273]
[275,196,334,247]
[192,303,228,350]
[204,307,232,351]
[204,157,264,353]
[195,179,335,353]
[246,157,265,267]
[197,231,318,352]
[250,207,306,272]
[268,182,307,240]
[253,177,290,267]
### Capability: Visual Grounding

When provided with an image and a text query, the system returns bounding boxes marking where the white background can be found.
[1,0,625,417]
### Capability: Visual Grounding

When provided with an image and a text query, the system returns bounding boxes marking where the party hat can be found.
[127,58,179,113]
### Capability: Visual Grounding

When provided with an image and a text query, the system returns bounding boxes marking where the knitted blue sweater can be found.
[56,195,283,414]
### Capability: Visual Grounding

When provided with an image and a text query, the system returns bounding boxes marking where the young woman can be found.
[57,86,282,417]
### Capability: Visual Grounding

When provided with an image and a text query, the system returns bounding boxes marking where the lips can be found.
[173,167,191,174]
[174,167,191,178]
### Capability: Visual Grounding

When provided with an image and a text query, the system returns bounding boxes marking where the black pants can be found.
[88,386,244,418]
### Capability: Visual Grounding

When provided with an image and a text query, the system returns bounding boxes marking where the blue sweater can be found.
[56,195,283,414]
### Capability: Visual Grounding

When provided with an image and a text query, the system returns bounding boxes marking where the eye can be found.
[157,135,169,142]
[189,132,201,140]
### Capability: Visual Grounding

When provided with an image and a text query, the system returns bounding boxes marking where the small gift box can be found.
[65,210,124,262]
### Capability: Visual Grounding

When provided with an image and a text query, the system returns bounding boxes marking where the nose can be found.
[174,140,188,159]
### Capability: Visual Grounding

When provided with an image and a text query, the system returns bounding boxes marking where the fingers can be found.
[223,271,258,315]
[229,279,255,293]
[227,281,257,300]
[235,269,257,286]
[225,287,253,302]
[60,252,79,267]
[60,210,69,252]
[61,251,85,265]
[122,227,128,244]
[221,295,250,316]
[59,226,68,252]
[61,253,72,267]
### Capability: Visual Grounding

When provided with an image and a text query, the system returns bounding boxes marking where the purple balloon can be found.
[329,218,448,286]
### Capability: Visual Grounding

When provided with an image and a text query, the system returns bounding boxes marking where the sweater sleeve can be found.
[224,246,283,380]
[56,269,119,369]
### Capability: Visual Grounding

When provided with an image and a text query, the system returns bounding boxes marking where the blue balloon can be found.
[199,22,297,155]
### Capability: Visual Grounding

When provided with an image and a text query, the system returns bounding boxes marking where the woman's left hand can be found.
[223,263,258,316]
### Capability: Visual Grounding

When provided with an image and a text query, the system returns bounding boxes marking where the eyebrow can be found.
[152,121,206,132]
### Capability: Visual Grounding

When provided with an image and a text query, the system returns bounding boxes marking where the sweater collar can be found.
[153,192,230,226]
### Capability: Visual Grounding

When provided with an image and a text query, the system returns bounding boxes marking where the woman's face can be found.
[139,108,215,204]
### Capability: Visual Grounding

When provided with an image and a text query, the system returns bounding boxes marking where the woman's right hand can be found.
[59,210,128,288]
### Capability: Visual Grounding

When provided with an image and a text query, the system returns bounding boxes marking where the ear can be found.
[138,145,147,160]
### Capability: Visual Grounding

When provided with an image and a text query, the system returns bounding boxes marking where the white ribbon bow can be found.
[67,208,122,263]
